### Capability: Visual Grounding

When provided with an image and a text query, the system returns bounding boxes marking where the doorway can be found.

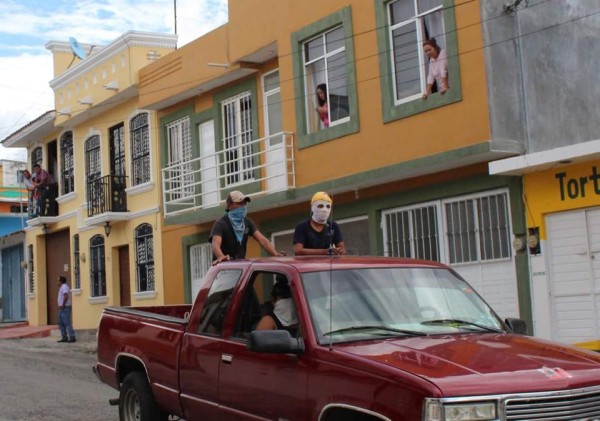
[45,230,71,325]
[1,244,26,322]
[118,246,131,307]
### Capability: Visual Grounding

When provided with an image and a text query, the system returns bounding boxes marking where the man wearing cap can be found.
[210,190,285,264]
[293,192,346,255]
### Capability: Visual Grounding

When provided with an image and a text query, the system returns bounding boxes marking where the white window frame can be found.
[388,0,445,105]
[166,116,193,200]
[221,92,254,186]
[302,25,351,132]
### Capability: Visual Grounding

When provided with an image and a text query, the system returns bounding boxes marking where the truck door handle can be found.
[221,354,233,364]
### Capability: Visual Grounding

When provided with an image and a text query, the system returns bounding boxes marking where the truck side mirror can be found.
[247,330,305,355]
[505,318,527,335]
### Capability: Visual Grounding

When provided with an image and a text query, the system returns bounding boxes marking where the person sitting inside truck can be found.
[256,281,299,337]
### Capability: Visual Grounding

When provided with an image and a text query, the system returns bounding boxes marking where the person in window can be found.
[293,191,346,255]
[256,281,298,336]
[315,83,329,128]
[210,190,286,265]
[422,38,449,100]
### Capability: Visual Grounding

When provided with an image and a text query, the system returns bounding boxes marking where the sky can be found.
[0,0,228,161]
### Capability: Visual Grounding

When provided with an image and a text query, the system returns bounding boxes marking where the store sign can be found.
[555,166,600,201]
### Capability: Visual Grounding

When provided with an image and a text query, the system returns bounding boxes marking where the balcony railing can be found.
[162,131,295,217]
[28,184,58,219]
[87,175,128,217]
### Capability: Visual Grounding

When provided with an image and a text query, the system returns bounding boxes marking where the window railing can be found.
[162,131,295,217]
[87,175,128,217]
[28,184,59,219]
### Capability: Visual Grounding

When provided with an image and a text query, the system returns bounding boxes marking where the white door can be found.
[199,120,219,207]
[263,70,286,192]
[546,208,600,345]
[190,243,213,303]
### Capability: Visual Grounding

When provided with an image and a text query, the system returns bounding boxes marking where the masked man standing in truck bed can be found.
[210,190,285,265]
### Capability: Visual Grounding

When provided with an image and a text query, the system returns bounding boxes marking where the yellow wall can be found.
[524,161,600,239]
[141,0,491,187]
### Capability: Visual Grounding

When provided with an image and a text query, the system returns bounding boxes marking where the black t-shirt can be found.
[209,215,257,260]
[292,218,343,251]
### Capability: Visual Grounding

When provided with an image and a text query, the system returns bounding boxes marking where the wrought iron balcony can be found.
[162,131,295,217]
[28,184,59,219]
[87,175,128,217]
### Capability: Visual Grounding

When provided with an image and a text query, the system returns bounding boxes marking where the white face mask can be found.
[311,200,331,224]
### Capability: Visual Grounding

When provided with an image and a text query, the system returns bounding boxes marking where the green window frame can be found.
[291,6,359,149]
[375,0,461,122]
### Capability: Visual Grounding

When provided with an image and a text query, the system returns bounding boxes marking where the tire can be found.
[119,371,168,421]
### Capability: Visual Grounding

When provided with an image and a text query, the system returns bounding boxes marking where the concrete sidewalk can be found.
[0,322,96,344]
[0,322,57,339]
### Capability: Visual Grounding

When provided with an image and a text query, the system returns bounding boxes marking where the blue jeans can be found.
[58,306,76,340]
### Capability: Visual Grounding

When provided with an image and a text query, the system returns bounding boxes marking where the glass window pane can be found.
[264,71,279,92]
[305,36,324,62]
[267,92,282,138]
[390,0,416,25]
[422,9,445,44]
[417,0,442,14]
[392,22,421,100]
[325,27,344,53]
[197,269,242,335]
[326,52,349,122]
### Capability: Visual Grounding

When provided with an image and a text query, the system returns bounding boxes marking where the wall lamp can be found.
[104,221,112,237]
[41,224,48,235]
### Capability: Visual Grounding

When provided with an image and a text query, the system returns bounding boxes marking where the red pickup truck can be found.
[95,256,600,421]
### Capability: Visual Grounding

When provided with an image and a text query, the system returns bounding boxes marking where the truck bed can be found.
[95,304,192,417]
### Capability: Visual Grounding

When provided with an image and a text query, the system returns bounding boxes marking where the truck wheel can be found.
[119,371,168,421]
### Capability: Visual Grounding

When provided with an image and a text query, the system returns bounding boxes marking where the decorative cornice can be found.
[48,31,177,90]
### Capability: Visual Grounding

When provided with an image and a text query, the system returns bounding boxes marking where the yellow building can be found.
[2,32,177,329]
[139,1,532,327]
[491,147,600,351]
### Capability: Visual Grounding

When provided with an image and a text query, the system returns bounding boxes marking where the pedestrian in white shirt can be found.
[57,276,76,343]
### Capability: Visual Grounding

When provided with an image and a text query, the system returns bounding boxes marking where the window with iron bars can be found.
[383,191,511,264]
[90,235,106,297]
[130,113,151,186]
[135,224,155,292]
[85,135,101,201]
[73,234,81,289]
[60,131,74,195]
[32,147,43,168]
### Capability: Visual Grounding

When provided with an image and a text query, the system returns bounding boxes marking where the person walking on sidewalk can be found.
[57,276,76,343]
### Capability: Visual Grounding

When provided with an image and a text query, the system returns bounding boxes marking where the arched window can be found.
[90,235,106,297]
[60,131,74,195]
[135,223,154,292]
[85,135,101,202]
[32,147,43,168]
[130,113,150,186]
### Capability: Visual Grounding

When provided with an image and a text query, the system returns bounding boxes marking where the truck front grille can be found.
[505,387,600,420]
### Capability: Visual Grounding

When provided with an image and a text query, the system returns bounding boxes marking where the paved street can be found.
[0,336,118,420]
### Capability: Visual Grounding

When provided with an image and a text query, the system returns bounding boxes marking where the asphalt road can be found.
[0,336,118,420]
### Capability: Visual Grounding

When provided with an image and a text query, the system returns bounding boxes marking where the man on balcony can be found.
[32,164,54,216]
[210,190,285,265]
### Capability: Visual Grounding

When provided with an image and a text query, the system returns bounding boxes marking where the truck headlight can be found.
[425,400,497,421]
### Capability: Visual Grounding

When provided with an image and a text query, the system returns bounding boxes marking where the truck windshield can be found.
[301,267,504,345]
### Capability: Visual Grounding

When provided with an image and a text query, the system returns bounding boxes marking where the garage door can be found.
[546,209,600,345]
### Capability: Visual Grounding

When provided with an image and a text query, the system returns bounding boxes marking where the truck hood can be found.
[336,334,600,396]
